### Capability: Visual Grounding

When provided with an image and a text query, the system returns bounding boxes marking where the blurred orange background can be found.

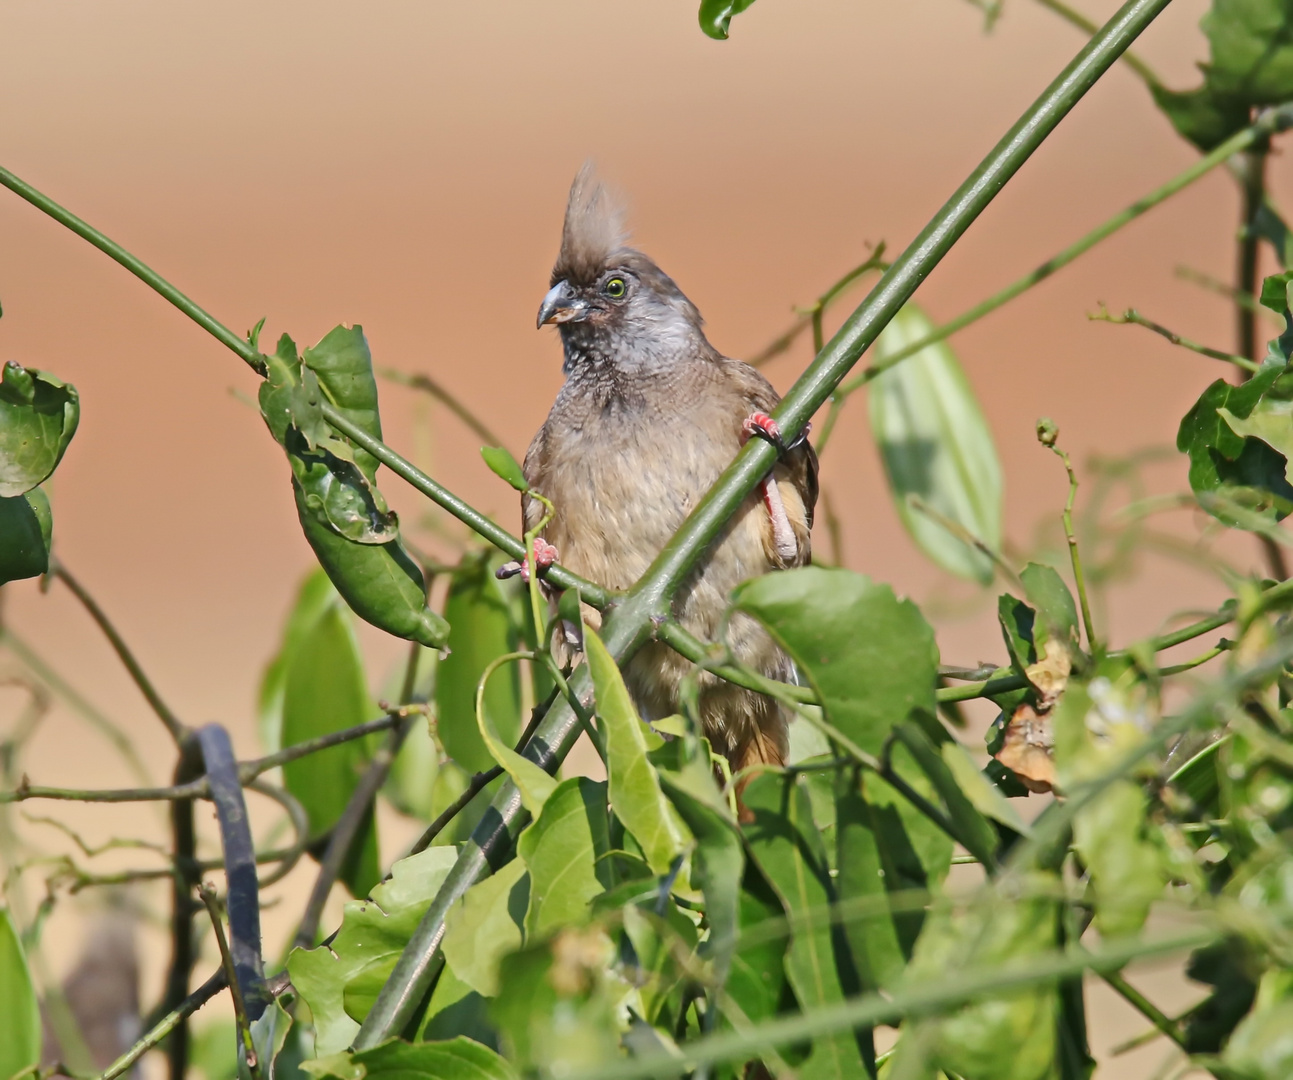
[2,1,1287,1075]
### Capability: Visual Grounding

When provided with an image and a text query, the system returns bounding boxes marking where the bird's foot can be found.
[496,538,560,582]
[742,411,810,453]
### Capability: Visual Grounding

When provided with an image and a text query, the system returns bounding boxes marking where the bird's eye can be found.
[603,277,627,299]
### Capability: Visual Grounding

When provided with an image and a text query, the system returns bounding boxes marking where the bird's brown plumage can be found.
[523,165,817,780]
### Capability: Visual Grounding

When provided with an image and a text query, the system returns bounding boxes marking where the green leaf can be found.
[417,962,497,1046]
[1202,0,1293,104]
[437,552,522,774]
[659,777,743,987]
[1019,562,1079,652]
[442,857,528,997]
[998,593,1039,673]
[726,881,789,1035]
[481,446,529,493]
[1177,360,1293,526]
[698,0,758,39]
[1151,82,1253,150]
[0,486,52,585]
[518,777,611,937]
[247,1000,292,1080]
[586,630,689,877]
[0,361,79,497]
[742,772,871,1078]
[281,604,380,898]
[489,931,623,1073]
[0,905,41,1080]
[312,1038,519,1080]
[1224,997,1293,1079]
[938,738,1030,835]
[733,567,939,757]
[893,877,1060,1080]
[287,846,459,1054]
[1072,779,1165,937]
[258,568,339,752]
[868,304,1003,584]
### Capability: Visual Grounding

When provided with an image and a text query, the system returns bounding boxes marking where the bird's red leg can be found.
[742,412,804,562]
[495,537,560,582]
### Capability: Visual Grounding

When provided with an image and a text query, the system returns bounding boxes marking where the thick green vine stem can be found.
[351,0,1176,1047]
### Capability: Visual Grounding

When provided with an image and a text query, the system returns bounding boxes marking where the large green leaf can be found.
[0,906,40,1080]
[287,845,459,1054]
[868,304,1003,584]
[1224,997,1293,1079]
[743,773,871,1079]
[437,552,521,774]
[281,603,380,898]
[0,486,52,586]
[1177,360,1293,527]
[518,777,611,937]
[1155,0,1293,148]
[258,568,339,752]
[0,361,79,498]
[733,567,938,757]
[307,1038,518,1080]
[441,857,528,997]
[260,330,448,648]
[586,630,689,877]
[892,877,1060,1080]
[489,931,624,1073]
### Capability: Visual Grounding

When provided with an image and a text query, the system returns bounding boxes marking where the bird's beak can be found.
[536,280,589,328]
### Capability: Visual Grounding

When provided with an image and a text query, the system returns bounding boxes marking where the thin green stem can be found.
[94,970,228,1080]
[196,884,260,1080]
[1100,970,1186,1051]
[564,929,1218,1080]
[0,712,403,804]
[50,562,188,745]
[815,106,1293,454]
[377,368,508,451]
[1046,436,1098,649]
[321,404,611,607]
[1175,265,1279,319]
[1090,305,1260,372]
[0,629,154,788]
[1030,0,1162,89]
[0,167,265,375]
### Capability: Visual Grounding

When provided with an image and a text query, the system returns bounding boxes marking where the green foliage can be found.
[260,328,449,648]
[1154,0,1293,148]
[481,446,529,493]
[0,360,78,498]
[868,304,1004,584]
[518,777,611,937]
[281,601,381,899]
[289,846,459,1054]
[733,566,938,756]
[0,486,52,585]
[698,0,758,40]
[0,906,41,1080]
[1177,356,1293,527]
[437,551,521,773]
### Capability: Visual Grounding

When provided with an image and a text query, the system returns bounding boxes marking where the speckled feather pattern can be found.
[522,168,817,775]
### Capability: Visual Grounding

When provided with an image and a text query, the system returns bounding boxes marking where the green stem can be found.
[321,404,610,607]
[0,167,265,375]
[377,368,508,451]
[0,629,154,788]
[1030,0,1162,89]
[814,106,1293,454]
[564,929,1218,1080]
[196,884,261,1080]
[1100,970,1186,1050]
[94,970,229,1080]
[1050,442,1098,649]
[51,562,188,745]
[353,0,1182,1045]
[1090,306,1260,372]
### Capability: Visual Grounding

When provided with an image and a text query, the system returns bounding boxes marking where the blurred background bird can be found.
[509,165,817,791]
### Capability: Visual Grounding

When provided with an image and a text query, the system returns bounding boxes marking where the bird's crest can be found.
[553,163,627,286]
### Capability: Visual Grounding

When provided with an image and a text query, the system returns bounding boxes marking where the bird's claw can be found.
[742,411,810,453]
[496,538,560,582]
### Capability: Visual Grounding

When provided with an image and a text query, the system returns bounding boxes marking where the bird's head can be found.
[538,164,708,373]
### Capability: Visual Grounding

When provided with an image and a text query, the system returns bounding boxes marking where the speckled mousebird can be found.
[499,165,818,785]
